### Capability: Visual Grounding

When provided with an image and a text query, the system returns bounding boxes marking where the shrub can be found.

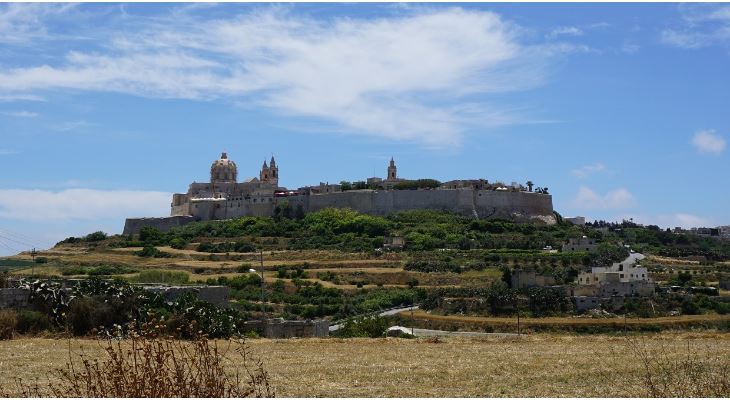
[139,226,163,244]
[2,331,274,397]
[134,245,171,258]
[404,259,460,273]
[15,310,51,334]
[66,297,98,336]
[236,263,254,273]
[61,266,87,276]
[169,238,187,249]
[623,337,730,397]
[84,231,108,242]
[0,309,17,340]
[393,179,441,190]
[337,315,389,338]
[87,265,136,276]
[197,241,257,253]
[131,269,189,285]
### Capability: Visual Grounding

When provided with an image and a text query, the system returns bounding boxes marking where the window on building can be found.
[620,274,625,278]
[619,264,623,271]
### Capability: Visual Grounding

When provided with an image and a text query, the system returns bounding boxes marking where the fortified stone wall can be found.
[243,318,329,338]
[474,191,554,222]
[123,215,198,235]
[124,189,554,234]
[0,288,30,309]
[307,189,554,222]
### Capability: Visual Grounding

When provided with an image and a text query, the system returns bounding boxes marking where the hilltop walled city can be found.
[124,152,556,234]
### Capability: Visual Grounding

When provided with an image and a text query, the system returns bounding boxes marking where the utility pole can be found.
[260,249,265,318]
[515,274,520,337]
[30,247,37,276]
[411,293,415,336]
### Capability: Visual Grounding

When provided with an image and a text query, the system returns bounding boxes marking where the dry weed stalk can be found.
[609,336,730,397]
[630,337,729,397]
[0,328,274,398]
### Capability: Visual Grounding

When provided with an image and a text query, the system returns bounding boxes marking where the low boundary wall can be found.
[244,318,329,338]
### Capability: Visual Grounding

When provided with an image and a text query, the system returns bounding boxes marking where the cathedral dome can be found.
[210,152,237,183]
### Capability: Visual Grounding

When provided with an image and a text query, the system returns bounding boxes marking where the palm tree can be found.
[526,181,534,192]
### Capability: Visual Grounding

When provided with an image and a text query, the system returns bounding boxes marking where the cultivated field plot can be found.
[0,333,728,397]
[401,310,730,332]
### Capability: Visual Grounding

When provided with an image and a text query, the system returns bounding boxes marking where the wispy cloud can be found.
[662,5,730,49]
[50,120,96,132]
[626,213,713,229]
[0,3,77,44]
[0,149,18,156]
[0,6,574,147]
[0,94,46,102]
[547,26,583,39]
[572,186,636,210]
[1,110,38,118]
[0,189,171,221]
[621,42,640,54]
[691,129,726,155]
[571,163,607,179]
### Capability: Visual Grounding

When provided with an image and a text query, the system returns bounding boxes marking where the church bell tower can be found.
[387,157,397,181]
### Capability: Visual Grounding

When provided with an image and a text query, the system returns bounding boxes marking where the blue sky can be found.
[1,2,729,255]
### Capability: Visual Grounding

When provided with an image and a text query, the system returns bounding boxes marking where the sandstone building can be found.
[123,152,555,234]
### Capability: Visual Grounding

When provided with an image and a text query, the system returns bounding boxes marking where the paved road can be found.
[329,306,419,331]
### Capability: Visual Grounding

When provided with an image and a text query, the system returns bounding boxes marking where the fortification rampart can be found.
[123,189,554,234]
[307,189,554,223]
[123,215,198,235]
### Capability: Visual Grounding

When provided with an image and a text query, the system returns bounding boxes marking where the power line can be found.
[0,238,21,254]
[0,228,41,247]
[0,232,37,248]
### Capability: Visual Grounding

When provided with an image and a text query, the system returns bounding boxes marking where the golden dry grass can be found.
[1,333,728,397]
[404,310,730,327]
[646,255,701,265]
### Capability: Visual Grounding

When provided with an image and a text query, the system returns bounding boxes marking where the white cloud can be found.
[655,213,712,229]
[662,5,730,49]
[0,94,46,102]
[0,3,77,43]
[1,110,38,118]
[572,186,636,210]
[0,189,171,221]
[691,129,726,155]
[571,163,607,179]
[621,43,640,54]
[0,7,568,147]
[624,213,713,229]
[547,26,583,39]
[50,120,96,132]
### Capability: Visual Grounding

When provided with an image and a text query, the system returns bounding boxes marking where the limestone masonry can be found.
[123,153,555,234]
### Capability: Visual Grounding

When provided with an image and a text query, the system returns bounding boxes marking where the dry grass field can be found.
[1,332,728,397]
[401,310,730,332]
